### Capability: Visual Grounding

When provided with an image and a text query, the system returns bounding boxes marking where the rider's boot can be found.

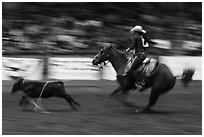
[135,83,143,91]
[122,70,130,77]
[136,75,145,92]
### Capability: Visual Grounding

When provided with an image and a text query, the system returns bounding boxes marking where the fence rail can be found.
[2,56,202,81]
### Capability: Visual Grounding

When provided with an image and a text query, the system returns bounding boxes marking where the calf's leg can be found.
[57,93,80,109]
[24,95,44,109]
[19,96,30,106]
[65,93,81,107]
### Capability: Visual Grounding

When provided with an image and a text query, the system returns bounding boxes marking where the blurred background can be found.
[2,2,202,56]
[2,3,202,135]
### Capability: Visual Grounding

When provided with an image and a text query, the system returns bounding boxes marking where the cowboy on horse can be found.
[122,25,150,90]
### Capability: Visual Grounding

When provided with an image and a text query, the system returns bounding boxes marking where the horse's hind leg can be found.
[145,90,159,110]
[117,89,139,107]
[110,85,125,97]
[137,88,160,113]
[116,90,130,105]
[144,79,175,111]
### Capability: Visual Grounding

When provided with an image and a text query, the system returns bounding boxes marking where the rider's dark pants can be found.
[126,52,147,74]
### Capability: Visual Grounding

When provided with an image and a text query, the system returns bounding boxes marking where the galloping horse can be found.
[92,46,195,112]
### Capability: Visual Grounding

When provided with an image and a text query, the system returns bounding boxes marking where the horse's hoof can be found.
[135,107,146,113]
[71,107,78,111]
[124,102,137,107]
[75,103,81,107]
[135,107,150,113]
[104,100,111,107]
[39,110,50,114]
[135,108,142,113]
[103,99,119,108]
[104,99,112,104]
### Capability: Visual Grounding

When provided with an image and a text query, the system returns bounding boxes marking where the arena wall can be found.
[2,56,202,81]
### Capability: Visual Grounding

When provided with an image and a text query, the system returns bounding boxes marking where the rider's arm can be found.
[126,35,142,52]
[131,35,143,50]
[126,37,138,52]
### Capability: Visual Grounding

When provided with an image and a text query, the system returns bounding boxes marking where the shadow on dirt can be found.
[22,108,77,113]
[104,103,183,115]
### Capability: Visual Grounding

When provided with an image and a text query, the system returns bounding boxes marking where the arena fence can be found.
[2,56,202,81]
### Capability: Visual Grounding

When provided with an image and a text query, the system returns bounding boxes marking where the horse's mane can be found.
[114,47,124,54]
[16,77,24,85]
[111,46,128,61]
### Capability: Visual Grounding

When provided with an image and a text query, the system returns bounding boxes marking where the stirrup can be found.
[137,81,145,86]
[135,83,144,92]
[122,73,128,76]
[135,83,143,88]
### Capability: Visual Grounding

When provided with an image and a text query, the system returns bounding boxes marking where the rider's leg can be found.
[125,51,147,75]
[123,56,143,76]
[125,55,147,91]
[110,85,125,97]
[137,71,146,86]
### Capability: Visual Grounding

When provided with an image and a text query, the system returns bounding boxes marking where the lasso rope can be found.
[35,82,50,113]
[21,78,51,113]
[39,82,49,98]
[35,82,49,105]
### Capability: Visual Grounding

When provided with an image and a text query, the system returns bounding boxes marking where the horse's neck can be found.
[109,50,127,73]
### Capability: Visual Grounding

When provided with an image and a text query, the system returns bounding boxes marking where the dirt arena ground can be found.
[2,80,202,135]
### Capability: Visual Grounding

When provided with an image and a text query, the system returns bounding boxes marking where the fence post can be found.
[43,56,48,81]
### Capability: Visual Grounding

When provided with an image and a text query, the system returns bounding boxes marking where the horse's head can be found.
[11,77,24,94]
[92,46,113,66]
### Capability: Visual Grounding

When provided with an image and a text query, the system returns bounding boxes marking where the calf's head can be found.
[11,77,24,94]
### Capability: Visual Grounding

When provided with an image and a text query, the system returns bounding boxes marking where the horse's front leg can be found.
[110,85,124,97]
[115,90,128,104]
[116,89,136,107]
[104,85,125,106]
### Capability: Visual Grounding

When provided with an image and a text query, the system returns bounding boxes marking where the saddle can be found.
[125,57,158,77]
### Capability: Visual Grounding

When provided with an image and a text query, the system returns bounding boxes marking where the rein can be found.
[99,50,128,68]
[109,51,127,62]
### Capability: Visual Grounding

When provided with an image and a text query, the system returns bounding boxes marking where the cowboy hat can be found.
[130,25,146,33]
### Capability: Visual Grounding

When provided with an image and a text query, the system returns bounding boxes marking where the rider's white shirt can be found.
[141,37,149,47]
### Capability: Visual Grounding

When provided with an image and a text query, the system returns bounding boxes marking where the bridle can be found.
[97,48,128,68]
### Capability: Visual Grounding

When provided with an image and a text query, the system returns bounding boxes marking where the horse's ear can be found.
[17,77,24,85]
[19,77,23,81]
[108,45,113,49]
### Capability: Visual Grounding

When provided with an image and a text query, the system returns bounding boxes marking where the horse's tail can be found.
[175,67,195,88]
[57,81,64,86]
